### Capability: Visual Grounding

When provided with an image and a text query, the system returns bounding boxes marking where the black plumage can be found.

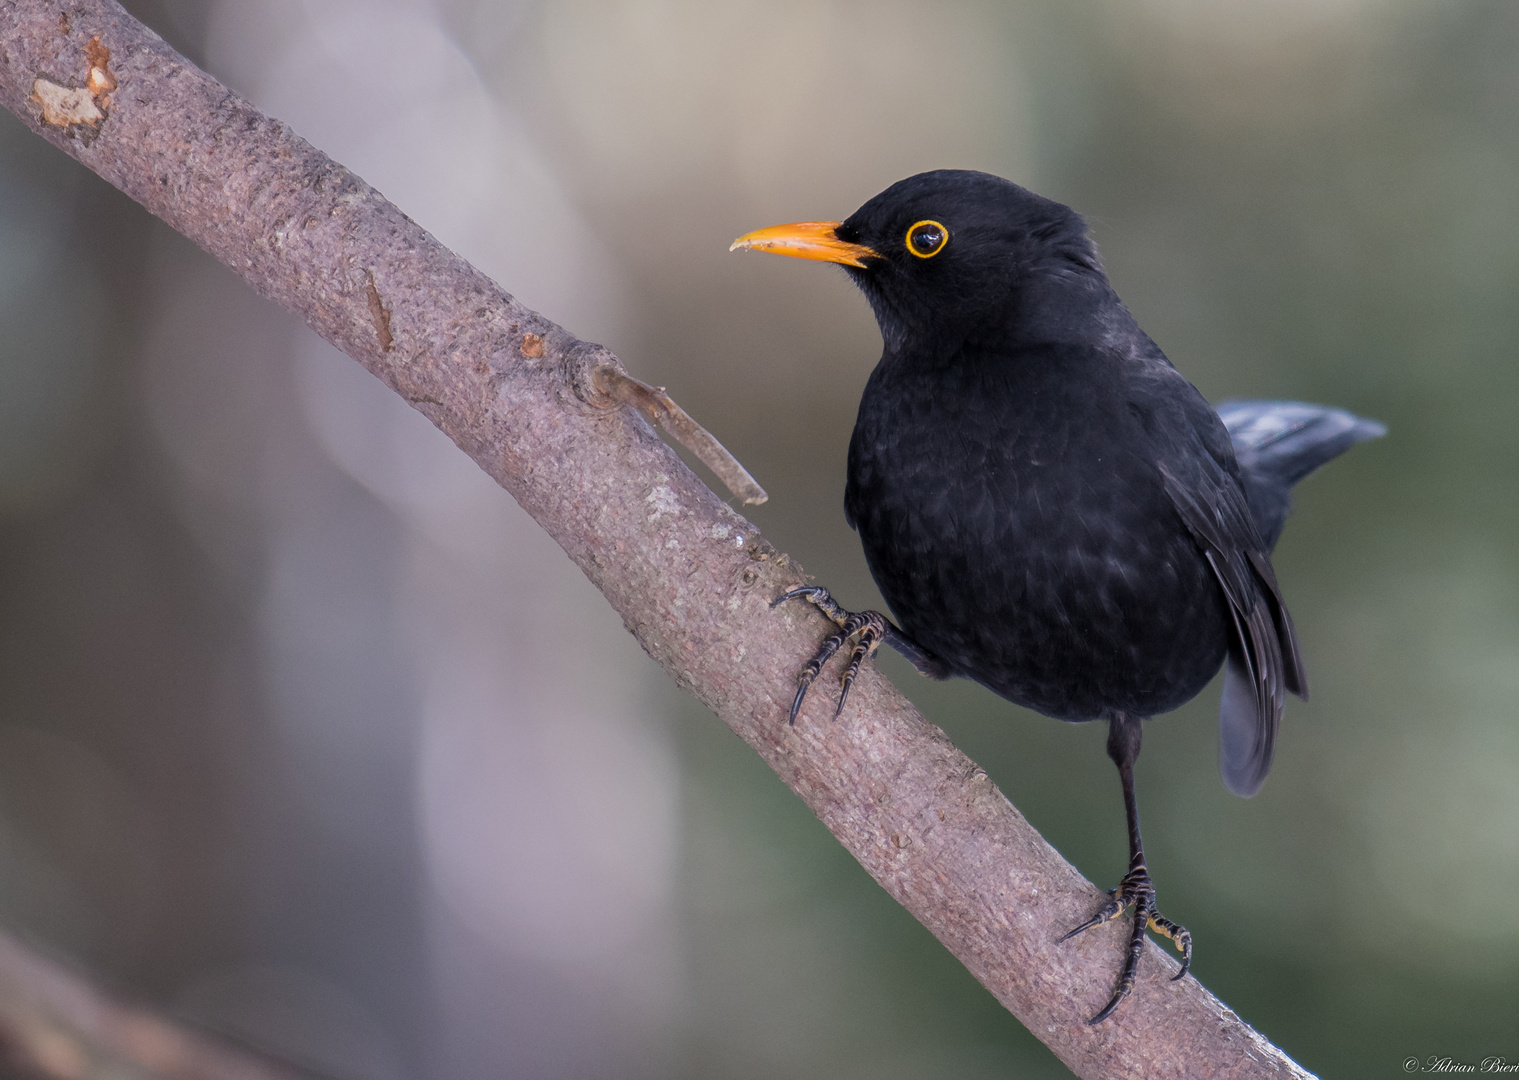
[731,170,1382,1021]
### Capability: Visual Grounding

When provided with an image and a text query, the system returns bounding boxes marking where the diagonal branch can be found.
[0,4,1315,1078]
[0,927,310,1079]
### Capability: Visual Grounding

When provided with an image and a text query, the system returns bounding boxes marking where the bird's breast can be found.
[844,353,1230,721]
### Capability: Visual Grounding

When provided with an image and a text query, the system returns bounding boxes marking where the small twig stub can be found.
[591,364,768,505]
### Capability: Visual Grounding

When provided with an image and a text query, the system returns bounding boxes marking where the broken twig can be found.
[591,364,768,505]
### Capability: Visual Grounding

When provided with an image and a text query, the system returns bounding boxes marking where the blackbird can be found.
[731,170,1383,1023]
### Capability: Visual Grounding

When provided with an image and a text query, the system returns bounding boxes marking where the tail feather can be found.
[1214,399,1383,797]
[1217,400,1386,549]
[1219,646,1271,796]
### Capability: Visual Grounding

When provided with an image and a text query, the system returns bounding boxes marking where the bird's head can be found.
[732,170,1104,353]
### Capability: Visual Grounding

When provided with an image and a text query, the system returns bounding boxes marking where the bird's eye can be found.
[906,220,948,259]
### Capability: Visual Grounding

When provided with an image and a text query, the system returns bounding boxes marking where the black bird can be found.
[731,170,1383,1023]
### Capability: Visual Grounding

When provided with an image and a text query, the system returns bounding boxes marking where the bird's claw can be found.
[1061,863,1192,1024]
[773,587,889,723]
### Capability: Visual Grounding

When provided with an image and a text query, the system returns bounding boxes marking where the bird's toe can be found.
[1065,866,1191,1023]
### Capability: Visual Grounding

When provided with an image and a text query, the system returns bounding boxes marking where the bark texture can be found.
[0,3,1316,1077]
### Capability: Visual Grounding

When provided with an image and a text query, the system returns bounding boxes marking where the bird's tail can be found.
[1217,400,1386,550]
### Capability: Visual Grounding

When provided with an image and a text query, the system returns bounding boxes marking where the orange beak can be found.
[729,221,879,268]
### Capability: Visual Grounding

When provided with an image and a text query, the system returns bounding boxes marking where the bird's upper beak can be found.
[729,221,879,268]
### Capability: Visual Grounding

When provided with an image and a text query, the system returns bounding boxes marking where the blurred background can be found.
[0,0,1513,1075]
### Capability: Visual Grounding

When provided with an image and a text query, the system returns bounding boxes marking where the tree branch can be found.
[0,927,309,1079]
[0,4,1315,1077]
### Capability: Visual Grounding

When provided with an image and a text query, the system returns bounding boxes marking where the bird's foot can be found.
[771,586,892,723]
[1060,863,1192,1024]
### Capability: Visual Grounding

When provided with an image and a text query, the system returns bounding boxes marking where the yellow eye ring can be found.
[906,219,949,259]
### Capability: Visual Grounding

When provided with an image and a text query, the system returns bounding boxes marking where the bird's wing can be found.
[1160,459,1304,797]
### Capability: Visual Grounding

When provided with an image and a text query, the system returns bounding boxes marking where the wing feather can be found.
[1161,463,1300,796]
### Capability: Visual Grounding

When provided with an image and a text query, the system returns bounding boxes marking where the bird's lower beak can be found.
[729,221,879,268]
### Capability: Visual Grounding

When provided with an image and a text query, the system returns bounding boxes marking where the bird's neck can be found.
[870,267,1155,371]
[999,269,1141,353]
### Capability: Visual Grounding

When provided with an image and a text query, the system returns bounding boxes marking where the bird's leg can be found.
[771,586,946,723]
[1060,714,1193,1024]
